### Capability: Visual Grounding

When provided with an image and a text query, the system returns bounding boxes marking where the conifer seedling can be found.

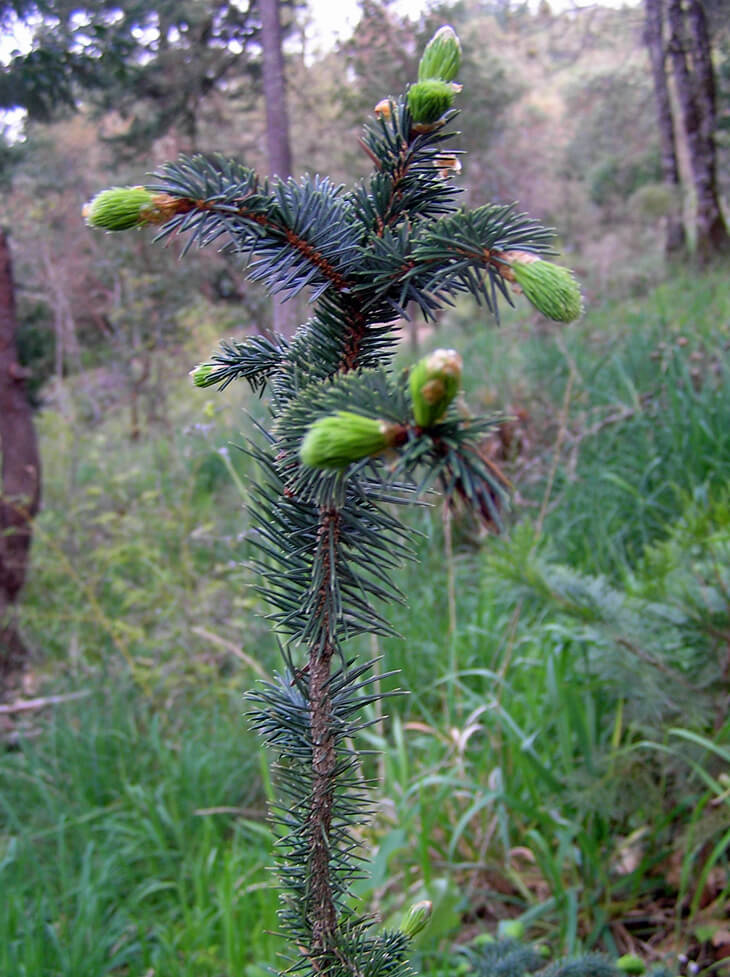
[86,26,582,976]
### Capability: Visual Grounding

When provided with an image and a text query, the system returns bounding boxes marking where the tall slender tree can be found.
[260,0,293,179]
[260,0,296,335]
[644,0,687,255]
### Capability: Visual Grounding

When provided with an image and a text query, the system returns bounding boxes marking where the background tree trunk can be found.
[0,229,41,692]
[260,0,293,179]
[259,0,296,335]
[666,0,730,261]
[644,0,687,255]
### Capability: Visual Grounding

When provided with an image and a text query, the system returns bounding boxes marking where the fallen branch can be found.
[191,625,269,678]
[566,401,648,480]
[0,689,91,715]
[193,805,263,817]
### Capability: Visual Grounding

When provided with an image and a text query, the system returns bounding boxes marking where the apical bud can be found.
[501,252,582,323]
[190,363,215,387]
[407,80,457,126]
[83,186,158,231]
[409,348,463,427]
[399,900,432,938]
[418,26,462,83]
[374,98,393,120]
[300,412,401,470]
[497,919,525,941]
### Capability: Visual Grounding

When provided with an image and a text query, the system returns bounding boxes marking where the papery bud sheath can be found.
[409,348,463,427]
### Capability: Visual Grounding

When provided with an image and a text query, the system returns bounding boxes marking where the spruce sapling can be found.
[86,26,582,977]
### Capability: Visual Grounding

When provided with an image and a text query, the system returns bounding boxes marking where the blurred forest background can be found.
[1,0,729,974]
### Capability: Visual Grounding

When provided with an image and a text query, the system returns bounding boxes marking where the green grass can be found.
[0,682,279,977]
[4,265,730,971]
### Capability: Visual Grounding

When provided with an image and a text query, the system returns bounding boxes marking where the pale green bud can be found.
[407,80,456,126]
[399,900,432,938]
[418,26,462,83]
[497,919,525,940]
[508,255,583,323]
[409,347,462,427]
[83,186,159,231]
[300,412,401,470]
[190,363,215,387]
[617,955,645,975]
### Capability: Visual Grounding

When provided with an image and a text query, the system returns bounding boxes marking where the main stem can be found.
[296,166,419,964]
[307,507,340,962]
[303,298,372,963]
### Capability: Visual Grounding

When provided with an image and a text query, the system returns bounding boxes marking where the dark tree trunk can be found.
[666,0,730,261]
[644,0,687,255]
[0,229,41,691]
[685,0,716,148]
[259,0,296,335]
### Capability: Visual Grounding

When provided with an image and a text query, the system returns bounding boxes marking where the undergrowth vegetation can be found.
[2,266,729,974]
[1,685,278,976]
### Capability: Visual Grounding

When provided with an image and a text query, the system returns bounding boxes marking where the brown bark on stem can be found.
[308,643,338,955]
[307,508,340,962]
[0,229,41,690]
